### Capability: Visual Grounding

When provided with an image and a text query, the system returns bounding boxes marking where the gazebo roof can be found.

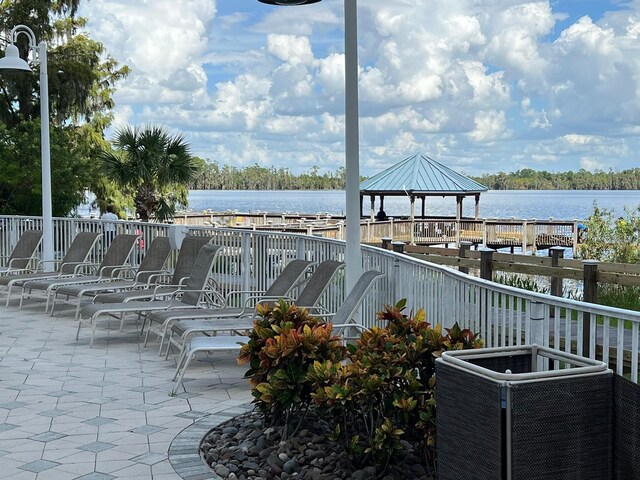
[360,153,488,196]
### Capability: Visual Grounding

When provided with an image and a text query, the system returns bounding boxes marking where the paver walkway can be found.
[0,299,252,479]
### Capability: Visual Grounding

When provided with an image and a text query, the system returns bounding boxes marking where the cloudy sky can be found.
[78,0,640,176]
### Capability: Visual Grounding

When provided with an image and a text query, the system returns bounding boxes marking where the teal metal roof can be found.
[360,153,488,195]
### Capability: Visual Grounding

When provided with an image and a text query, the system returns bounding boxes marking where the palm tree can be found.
[100,125,199,222]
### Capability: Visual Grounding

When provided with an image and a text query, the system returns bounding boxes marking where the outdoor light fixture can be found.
[0,25,54,270]
[257,0,362,292]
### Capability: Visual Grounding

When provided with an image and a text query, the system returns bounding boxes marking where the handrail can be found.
[1,214,638,382]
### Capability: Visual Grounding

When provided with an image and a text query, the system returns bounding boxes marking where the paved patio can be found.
[0,297,252,479]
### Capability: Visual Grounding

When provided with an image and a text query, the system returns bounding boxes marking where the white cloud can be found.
[80,0,640,177]
[468,110,510,142]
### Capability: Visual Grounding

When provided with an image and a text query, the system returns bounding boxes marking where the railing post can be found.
[455,219,460,247]
[241,232,252,296]
[381,237,392,250]
[482,218,487,246]
[582,260,598,357]
[366,219,371,243]
[521,220,527,254]
[392,254,400,303]
[549,246,564,297]
[389,217,394,238]
[479,247,494,281]
[459,241,472,274]
[392,241,405,254]
[530,301,546,372]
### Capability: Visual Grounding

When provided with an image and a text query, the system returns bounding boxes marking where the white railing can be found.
[2,215,638,382]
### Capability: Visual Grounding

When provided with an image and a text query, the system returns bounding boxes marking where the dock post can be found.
[392,241,405,254]
[549,246,565,297]
[459,241,472,274]
[479,247,494,281]
[381,237,392,250]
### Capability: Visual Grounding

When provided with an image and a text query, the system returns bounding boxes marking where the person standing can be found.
[101,205,118,246]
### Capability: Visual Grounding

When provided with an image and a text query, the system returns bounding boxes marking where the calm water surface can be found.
[188,190,640,220]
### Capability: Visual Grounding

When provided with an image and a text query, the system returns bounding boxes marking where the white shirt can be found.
[101,212,118,232]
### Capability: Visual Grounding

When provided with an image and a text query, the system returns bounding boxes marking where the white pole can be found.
[344,0,361,292]
[38,41,54,271]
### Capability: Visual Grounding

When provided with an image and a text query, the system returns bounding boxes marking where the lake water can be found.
[188,190,640,220]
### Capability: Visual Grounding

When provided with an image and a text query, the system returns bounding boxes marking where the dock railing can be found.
[1,214,637,382]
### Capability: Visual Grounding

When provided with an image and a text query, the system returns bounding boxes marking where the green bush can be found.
[238,299,346,436]
[579,203,640,263]
[308,300,483,476]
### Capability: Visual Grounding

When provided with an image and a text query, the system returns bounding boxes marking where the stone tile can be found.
[0,402,27,410]
[78,441,116,453]
[129,425,165,435]
[130,451,166,465]
[28,431,66,442]
[0,423,19,432]
[38,409,69,418]
[18,459,61,473]
[83,417,116,427]
[73,473,115,480]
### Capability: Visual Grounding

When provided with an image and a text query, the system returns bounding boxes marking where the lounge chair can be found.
[162,259,344,362]
[50,236,173,319]
[1,231,101,307]
[88,235,213,305]
[0,229,42,275]
[20,233,140,312]
[76,243,224,347]
[170,268,384,394]
[143,258,315,354]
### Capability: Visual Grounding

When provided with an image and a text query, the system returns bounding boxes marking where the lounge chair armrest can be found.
[134,268,168,284]
[151,283,182,298]
[73,262,98,275]
[224,289,267,306]
[6,256,35,268]
[108,265,136,279]
[169,287,225,307]
[98,264,127,277]
[146,272,172,285]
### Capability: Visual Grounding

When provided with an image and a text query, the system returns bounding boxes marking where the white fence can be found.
[1,215,638,381]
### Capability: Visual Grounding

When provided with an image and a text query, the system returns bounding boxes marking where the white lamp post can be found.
[0,25,53,271]
[258,0,363,292]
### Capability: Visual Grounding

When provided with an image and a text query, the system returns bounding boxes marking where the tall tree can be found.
[100,125,199,222]
[0,0,129,216]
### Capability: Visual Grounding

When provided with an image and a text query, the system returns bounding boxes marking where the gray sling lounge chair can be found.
[88,235,213,305]
[50,236,173,319]
[170,268,384,394]
[76,243,224,346]
[20,233,140,312]
[143,258,315,354]
[0,229,42,275]
[163,259,344,362]
[1,231,101,307]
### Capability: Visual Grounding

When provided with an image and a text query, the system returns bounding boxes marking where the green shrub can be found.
[308,299,483,476]
[238,299,346,435]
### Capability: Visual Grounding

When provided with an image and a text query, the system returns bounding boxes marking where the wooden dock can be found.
[173,212,580,254]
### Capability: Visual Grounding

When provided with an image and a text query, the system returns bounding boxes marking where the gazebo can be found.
[360,153,489,222]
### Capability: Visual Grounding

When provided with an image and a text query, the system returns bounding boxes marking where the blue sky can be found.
[79,0,640,176]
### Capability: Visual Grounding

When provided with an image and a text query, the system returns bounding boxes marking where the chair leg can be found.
[19,286,27,310]
[5,285,11,307]
[75,300,82,320]
[172,343,191,380]
[76,319,82,340]
[90,314,99,347]
[171,352,195,395]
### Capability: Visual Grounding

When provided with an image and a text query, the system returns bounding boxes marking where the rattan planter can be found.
[436,345,612,480]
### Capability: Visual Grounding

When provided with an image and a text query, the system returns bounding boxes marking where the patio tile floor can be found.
[0,299,252,479]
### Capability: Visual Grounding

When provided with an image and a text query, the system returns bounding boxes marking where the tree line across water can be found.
[188,162,640,191]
